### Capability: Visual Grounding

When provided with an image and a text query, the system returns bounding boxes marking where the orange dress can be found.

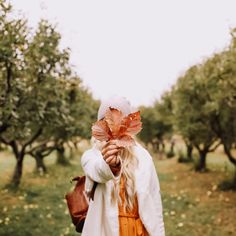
[118,175,149,236]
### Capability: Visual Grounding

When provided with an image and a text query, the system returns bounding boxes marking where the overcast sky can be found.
[11,0,236,107]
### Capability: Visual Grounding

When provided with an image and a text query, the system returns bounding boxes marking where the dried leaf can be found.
[91,107,142,147]
[105,107,124,138]
[115,135,135,147]
[122,111,142,135]
[91,120,111,141]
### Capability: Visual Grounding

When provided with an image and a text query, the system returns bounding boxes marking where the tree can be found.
[139,100,172,154]
[173,65,220,171]
[153,91,174,156]
[0,0,34,187]
[0,3,99,186]
[203,32,236,186]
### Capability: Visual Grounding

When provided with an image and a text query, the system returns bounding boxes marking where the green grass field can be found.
[0,142,235,236]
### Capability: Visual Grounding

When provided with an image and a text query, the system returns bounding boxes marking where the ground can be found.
[0,142,235,236]
[155,154,236,236]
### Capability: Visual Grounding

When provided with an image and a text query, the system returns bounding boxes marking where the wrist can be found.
[109,161,121,176]
[109,158,121,168]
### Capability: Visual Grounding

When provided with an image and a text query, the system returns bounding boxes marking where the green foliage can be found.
[139,95,173,146]
[170,30,236,172]
[173,64,218,150]
[0,0,99,186]
[153,91,174,138]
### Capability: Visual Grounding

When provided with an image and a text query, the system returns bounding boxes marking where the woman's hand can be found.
[101,140,121,167]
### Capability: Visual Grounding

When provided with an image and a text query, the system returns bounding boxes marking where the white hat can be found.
[97,95,135,120]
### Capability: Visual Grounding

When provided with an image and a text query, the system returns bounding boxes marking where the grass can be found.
[149,142,236,236]
[0,141,235,236]
[0,150,84,236]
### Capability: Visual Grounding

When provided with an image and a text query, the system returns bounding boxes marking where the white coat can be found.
[80,141,166,236]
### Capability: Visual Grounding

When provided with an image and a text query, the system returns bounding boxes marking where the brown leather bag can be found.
[65,175,97,233]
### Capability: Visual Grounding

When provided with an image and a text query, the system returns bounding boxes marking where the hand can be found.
[101,140,121,167]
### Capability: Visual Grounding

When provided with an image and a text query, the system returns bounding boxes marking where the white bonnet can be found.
[97,95,136,120]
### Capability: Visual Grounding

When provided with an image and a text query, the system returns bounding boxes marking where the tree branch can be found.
[209,141,221,152]
[223,143,236,165]
[0,136,11,145]
[22,128,43,153]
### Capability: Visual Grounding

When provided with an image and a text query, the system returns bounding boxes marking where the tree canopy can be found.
[0,0,99,187]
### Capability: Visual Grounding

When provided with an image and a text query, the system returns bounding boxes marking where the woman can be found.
[81,95,165,236]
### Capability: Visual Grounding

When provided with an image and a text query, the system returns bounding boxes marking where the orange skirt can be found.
[118,176,149,236]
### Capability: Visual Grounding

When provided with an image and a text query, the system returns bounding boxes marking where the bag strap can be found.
[71,176,98,201]
[90,182,98,201]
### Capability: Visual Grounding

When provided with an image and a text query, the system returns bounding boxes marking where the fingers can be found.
[101,141,121,157]
[101,141,122,168]
[105,155,117,165]
[101,144,118,156]
[103,148,120,160]
[107,156,120,167]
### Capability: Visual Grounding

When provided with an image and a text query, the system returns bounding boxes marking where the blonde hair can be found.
[91,137,138,212]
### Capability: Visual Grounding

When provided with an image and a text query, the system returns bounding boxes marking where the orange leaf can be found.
[91,120,111,141]
[115,135,136,147]
[122,111,142,135]
[105,107,125,138]
[91,107,142,147]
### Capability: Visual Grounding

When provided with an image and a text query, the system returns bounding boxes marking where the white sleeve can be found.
[81,149,121,184]
[150,160,165,236]
[138,150,166,236]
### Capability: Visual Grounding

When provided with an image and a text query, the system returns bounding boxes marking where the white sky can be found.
[11,0,236,107]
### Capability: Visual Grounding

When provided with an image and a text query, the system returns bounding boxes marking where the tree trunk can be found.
[56,145,69,165]
[151,140,159,152]
[187,144,193,161]
[170,143,174,153]
[223,143,236,188]
[233,166,236,188]
[34,153,47,173]
[195,150,207,172]
[12,154,24,187]
[150,140,155,152]
[161,140,165,153]
[156,141,160,152]
[223,143,236,165]
[68,146,75,160]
